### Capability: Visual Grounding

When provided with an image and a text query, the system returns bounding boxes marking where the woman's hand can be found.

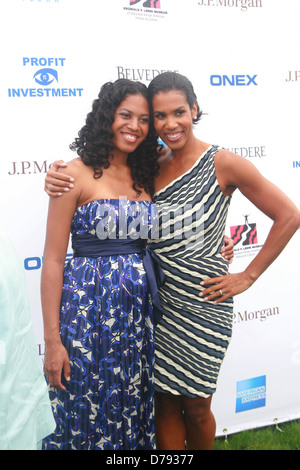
[44,339,71,391]
[199,272,253,304]
[221,235,234,264]
[45,160,74,197]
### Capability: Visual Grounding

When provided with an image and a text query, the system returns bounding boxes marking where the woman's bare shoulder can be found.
[56,157,86,177]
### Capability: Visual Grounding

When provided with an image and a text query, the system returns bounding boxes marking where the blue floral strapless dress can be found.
[42,199,161,450]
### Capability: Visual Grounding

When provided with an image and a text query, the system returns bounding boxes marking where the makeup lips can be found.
[164,131,183,142]
[121,132,139,143]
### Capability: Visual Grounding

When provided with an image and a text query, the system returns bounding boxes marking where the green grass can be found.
[213,420,300,450]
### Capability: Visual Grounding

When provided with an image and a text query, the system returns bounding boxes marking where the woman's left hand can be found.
[199,272,253,304]
[221,235,234,264]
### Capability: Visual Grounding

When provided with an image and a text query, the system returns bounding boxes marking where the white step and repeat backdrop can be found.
[1,0,299,438]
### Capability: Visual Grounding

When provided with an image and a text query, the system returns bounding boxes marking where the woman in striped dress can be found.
[148,144,232,450]
[147,72,300,450]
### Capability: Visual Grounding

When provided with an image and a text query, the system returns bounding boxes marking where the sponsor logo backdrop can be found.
[1,0,299,438]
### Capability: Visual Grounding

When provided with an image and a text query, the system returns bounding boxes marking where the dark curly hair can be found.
[70,79,159,198]
[148,72,203,125]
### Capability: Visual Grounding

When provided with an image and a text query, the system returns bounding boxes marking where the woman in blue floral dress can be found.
[41,80,162,450]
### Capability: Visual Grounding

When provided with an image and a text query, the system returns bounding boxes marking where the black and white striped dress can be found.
[149,145,233,398]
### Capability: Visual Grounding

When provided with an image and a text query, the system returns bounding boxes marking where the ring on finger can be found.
[219,289,223,295]
[48,184,52,191]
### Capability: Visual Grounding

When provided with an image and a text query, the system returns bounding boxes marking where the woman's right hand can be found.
[45,160,74,197]
[44,339,71,390]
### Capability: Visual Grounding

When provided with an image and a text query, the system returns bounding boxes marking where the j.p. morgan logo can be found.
[8,160,51,176]
[8,57,83,98]
[286,70,300,82]
[198,0,262,12]
[233,305,280,324]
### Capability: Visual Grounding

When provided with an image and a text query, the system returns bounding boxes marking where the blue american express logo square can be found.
[236,375,266,413]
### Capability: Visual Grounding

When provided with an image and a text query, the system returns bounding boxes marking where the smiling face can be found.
[111,93,150,157]
[152,89,197,152]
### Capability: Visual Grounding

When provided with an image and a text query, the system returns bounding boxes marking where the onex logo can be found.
[210,74,258,86]
[236,375,266,413]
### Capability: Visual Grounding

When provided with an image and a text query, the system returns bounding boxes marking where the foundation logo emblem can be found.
[130,0,161,8]
[230,215,262,259]
[124,0,167,21]
[230,215,257,246]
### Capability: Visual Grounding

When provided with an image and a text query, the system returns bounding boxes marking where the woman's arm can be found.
[222,235,234,264]
[200,151,300,303]
[41,165,80,389]
[45,160,74,196]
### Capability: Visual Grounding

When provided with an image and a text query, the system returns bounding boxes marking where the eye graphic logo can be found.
[33,68,58,86]
[230,215,257,246]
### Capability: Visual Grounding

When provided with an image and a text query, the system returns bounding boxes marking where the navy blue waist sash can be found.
[72,233,165,325]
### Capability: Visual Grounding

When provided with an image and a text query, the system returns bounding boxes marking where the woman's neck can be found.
[109,150,129,167]
[171,137,207,164]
